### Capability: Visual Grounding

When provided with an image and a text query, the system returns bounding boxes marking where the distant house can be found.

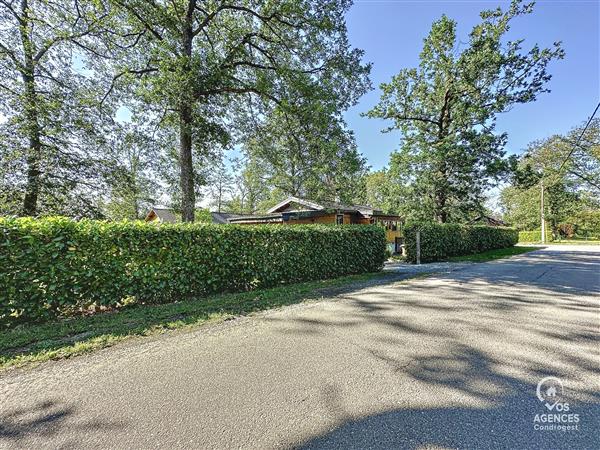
[145,197,404,253]
[468,215,507,227]
[145,206,179,223]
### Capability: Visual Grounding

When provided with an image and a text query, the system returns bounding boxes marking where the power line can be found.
[540,100,599,242]
[557,101,600,174]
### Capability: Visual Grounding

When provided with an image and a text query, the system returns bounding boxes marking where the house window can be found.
[336,214,344,225]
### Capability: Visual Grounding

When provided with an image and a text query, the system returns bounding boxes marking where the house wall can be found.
[385,229,402,243]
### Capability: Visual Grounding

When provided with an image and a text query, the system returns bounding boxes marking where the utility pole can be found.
[540,179,546,244]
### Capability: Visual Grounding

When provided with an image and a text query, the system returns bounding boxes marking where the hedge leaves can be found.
[403,224,518,263]
[0,217,386,327]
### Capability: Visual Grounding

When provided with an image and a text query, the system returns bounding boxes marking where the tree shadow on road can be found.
[0,399,125,448]
[299,345,600,450]
[263,254,600,449]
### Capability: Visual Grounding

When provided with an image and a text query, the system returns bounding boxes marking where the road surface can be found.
[1,245,599,449]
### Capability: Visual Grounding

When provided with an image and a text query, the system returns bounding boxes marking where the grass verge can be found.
[1,271,397,372]
[541,240,600,245]
[448,246,538,262]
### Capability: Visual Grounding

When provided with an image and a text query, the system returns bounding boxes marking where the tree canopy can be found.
[367,0,563,223]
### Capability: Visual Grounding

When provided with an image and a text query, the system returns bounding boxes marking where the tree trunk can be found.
[178,0,196,222]
[434,193,448,223]
[20,0,42,217]
[21,73,42,216]
[179,103,195,222]
[433,161,448,223]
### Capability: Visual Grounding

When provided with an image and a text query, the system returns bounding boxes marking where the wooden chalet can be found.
[227,197,404,253]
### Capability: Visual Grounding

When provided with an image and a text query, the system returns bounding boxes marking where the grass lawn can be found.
[448,245,539,262]
[0,271,398,371]
[544,240,600,245]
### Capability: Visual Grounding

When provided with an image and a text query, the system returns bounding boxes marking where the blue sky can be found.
[344,0,600,170]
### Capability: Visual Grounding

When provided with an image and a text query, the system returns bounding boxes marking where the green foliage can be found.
[367,1,563,222]
[500,185,540,230]
[100,122,161,220]
[107,0,371,221]
[0,217,386,327]
[447,246,537,262]
[403,224,518,262]
[242,107,369,207]
[194,208,213,223]
[566,209,600,238]
[362,170,399,215]
[518,230,553,243]
[502,120,600,235]
[222,155,272,214]
[0,0,113,217]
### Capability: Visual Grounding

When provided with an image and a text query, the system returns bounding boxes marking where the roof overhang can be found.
[266,196,325,214]
[370,214,404,221]
[227,213,283,224]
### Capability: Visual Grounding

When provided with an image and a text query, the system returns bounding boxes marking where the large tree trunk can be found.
[178,0,196,222]
[179,103,195,222]
[21,74,42,216]
[20,1,42,216]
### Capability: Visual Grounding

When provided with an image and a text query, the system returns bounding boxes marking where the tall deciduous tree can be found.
[223,155,269,214]
[0,0,111,216]
[243,106,368,205]
[107,0,370,222]
[100,121,161,220]
[206,159,234,213]
[367,0,563,223]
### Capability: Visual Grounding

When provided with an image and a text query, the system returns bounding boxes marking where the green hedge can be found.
[403,223,518,263]
[518,230,553,243]
[0,217,386,327]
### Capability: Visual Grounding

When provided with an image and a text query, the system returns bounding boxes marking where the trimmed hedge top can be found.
[403,223,518,263]
[0,217,386,327]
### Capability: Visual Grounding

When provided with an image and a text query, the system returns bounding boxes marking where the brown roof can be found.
[266,196,383,216]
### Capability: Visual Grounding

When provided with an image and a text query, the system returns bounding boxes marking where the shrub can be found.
[0,217,386,327]
[518,230,553,243]
[403,223,518,263]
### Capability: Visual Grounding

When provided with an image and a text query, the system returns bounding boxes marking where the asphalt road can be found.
[1,245,599,449]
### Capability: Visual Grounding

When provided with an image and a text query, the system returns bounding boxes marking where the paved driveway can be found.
[1,246,599,449]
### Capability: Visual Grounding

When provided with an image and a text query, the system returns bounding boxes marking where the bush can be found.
[518,230,553,243]
[403,223,518,263]
[0,217,386,327]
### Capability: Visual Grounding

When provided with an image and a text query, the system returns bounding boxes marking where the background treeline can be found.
[0,0,371,222]
[1,0,598,235]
